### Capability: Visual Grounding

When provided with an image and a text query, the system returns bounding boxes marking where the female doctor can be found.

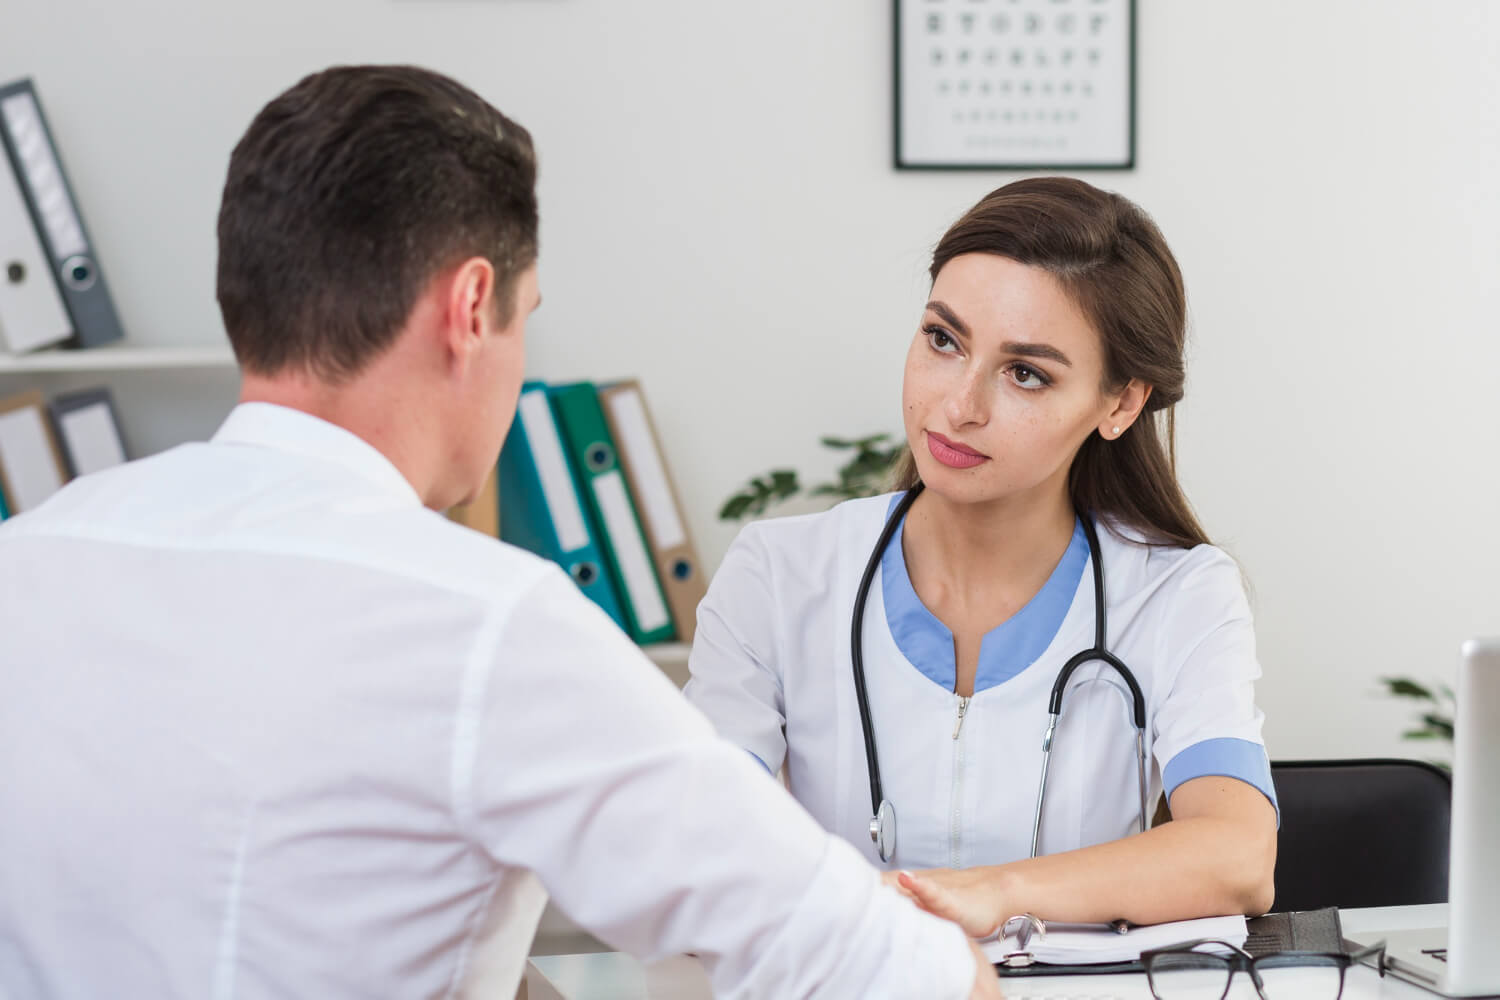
[684,177,1279,940]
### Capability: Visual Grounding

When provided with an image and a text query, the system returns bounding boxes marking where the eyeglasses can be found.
[1141,937,1386,1000]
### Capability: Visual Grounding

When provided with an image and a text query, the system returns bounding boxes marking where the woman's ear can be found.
[1098,380,1152,440]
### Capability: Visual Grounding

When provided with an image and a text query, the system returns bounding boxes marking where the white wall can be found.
[3,0,1497,761]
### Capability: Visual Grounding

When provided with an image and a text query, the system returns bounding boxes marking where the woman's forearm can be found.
[895,777,1278,938]
[988,811,1276,926]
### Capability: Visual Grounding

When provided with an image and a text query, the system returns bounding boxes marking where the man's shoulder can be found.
[1,443,563,607]
[381,508,562,600]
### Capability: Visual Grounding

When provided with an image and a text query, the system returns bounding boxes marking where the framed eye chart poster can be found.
[894,0,1135,170]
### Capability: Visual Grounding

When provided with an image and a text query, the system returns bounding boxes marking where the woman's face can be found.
[901,252,1136,509]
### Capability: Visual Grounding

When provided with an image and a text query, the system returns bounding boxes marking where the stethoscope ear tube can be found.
[852,484,924,862]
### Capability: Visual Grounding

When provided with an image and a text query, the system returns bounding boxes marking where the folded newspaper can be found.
[981,914,1249,966]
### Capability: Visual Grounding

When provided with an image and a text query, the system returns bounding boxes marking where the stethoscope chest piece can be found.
[870,799,896,862]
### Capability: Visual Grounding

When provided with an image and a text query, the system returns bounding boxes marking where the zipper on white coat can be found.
[950,695,970,869]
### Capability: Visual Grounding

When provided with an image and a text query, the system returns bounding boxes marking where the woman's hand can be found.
[889,867,1010,940]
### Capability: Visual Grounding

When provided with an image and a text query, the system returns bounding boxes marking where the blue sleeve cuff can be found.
[1163,737,1280,826]
[746,749,773,775]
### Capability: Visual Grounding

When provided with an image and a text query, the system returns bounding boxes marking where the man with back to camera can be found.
[0,66,1002,998]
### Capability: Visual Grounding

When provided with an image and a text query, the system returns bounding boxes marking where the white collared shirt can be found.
[0,404,973,1000]
[686,493,1277,871]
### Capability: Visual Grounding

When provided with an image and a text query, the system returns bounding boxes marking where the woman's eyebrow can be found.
[924,300,971,339]
[927,299,1073,367]
[1002,341,1072,367]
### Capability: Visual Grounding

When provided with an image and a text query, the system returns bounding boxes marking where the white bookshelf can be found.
[0,343,237,373]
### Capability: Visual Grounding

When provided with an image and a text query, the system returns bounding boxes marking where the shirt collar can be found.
[211,403,424,509]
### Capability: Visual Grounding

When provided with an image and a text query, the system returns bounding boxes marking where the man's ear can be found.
[443,257,497,362]
[1098,380,1153,440]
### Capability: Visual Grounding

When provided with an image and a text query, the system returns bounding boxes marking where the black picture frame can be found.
[893,0,1137,171]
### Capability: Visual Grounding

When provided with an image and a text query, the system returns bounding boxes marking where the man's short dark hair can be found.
[216,65,537,380]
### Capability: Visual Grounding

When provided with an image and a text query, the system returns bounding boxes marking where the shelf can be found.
[643,641,690,687]
[643,642,689,666]
[0,343,237,373]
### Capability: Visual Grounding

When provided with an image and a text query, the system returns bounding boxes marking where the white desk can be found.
[524,904,1450,1000]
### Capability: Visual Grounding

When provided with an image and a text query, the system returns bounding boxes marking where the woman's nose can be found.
[944,370,989,427]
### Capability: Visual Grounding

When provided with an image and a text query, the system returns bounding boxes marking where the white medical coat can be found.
[686,493,1277,871]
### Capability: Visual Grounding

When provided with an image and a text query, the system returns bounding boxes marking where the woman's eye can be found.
[1009,364,1048,389]
[925,326,958,353]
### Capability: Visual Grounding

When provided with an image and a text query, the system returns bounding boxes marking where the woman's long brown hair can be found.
[890,177,1210,549]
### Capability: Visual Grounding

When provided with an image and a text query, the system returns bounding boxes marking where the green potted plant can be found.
[1380,677,1455,770]
[718,434,906,521]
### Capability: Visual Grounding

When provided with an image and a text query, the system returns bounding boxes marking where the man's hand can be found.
[967,938,1004,999]
[884,871,1004,997]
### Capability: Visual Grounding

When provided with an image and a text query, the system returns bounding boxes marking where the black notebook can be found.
[1244,907,1345,956]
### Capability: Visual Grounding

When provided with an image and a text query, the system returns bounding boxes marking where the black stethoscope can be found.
[851,483,1150,864]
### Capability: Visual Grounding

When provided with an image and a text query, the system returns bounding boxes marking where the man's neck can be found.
[238,361,445,509]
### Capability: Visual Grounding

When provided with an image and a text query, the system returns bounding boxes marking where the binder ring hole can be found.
[671,559,693,581]
[5,261,23,284]
[61,255,97,292]
[571,562,598,586]
[585,443,612,472]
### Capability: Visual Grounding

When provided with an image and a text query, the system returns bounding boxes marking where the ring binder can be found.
[499,383,628,629]
[0,132,70,353]
[0,389,69,514]
[0,78,125,349]
[598,379,708,643]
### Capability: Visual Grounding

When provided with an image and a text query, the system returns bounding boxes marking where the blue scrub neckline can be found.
[879,492,1089,695]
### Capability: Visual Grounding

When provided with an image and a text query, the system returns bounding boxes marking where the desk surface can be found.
[525,904,1449,1000]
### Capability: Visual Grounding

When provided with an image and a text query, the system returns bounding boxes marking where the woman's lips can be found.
[926,431,990,470]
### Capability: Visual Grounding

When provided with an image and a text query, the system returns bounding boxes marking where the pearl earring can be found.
[1111,426,1121,437]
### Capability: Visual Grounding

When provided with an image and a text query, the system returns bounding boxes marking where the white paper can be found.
[982,914,1248,966]
[897,0,1133,167]
[59,402,127,475]
[0,404,64,511]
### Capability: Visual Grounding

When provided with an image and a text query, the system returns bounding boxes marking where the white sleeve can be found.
[1150,547,1279,818]
[466,568,974,1000]
[681,523,788,773]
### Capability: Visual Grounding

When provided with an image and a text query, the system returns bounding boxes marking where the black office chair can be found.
[1269,758,1451,912]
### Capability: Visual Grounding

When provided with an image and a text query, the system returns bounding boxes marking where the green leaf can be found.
[1402,729,1442,740]
[1382,677,1435,700]
[1420,714,1455,739]
[719,494,754,521]
[847,452,889,475]
[820,436,856,449]
[770,469,799,493]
